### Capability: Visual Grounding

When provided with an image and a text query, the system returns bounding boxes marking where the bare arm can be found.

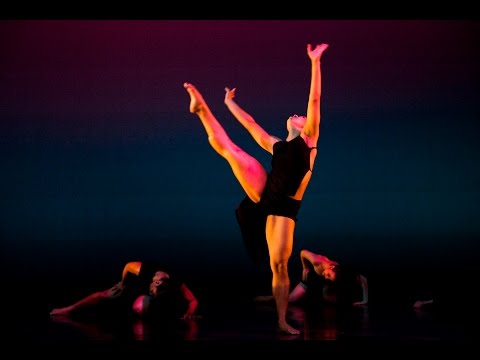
[179,283,199,320]
[302,43,329,143]
[300,249,329,269]
[300,249,339,281]
[224,87,280,153]
[300,249,326,281]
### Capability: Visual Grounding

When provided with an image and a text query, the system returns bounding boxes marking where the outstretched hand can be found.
[307,43,329,62]
[224,87,236,103]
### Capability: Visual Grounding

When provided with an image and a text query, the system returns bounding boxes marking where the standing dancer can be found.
[184,43,328,334]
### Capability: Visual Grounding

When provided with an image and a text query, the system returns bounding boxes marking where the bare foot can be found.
[183,82,205,114]
[278,322,301,335]
[50,307,71,316]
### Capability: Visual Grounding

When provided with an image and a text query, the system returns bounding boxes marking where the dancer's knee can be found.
[208,134,232,155]
[271,260,289,277]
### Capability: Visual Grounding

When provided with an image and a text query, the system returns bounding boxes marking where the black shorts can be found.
[235,195,301,265]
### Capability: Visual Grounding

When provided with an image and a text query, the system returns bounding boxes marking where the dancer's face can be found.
[287,114,306,132]
[322,266,337,281]
[149,271,170,296]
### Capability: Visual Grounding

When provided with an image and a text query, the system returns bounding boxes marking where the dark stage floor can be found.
[6,262,476,356]
[8,296,475,356]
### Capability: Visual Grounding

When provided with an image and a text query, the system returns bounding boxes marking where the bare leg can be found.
[50,291,104,315]
[50,282,123,316]
[266,216,300,335]
[184,82,267,203]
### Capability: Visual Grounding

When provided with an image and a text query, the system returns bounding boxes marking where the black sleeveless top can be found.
[235,136,317,264]
[266,135,316,196]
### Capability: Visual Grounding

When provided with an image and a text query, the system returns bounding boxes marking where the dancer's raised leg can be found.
[184,82,267,203]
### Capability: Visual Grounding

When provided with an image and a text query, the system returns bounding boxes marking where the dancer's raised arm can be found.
[302,43,329,143]
[224,86,280,153]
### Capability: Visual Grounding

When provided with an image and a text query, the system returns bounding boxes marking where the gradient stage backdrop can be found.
[1,20,478,313]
